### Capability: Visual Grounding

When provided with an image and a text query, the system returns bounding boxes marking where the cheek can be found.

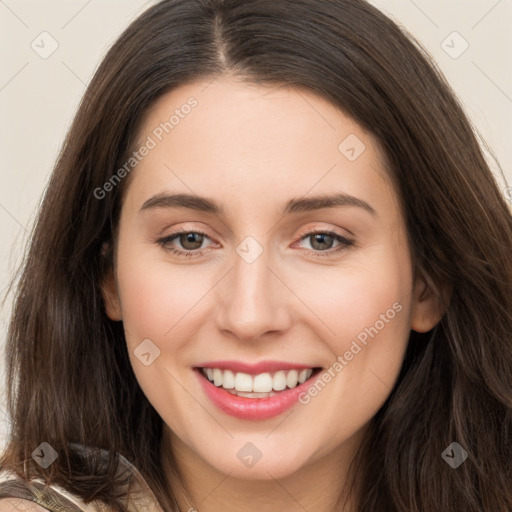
[302,241,412,376]
[114,246,202,428]
[310,243,413,431]
[115,247,211,348]
[296,244,412,354]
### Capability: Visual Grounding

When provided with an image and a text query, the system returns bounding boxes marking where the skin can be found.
[0,499,48,511]
[102,76,446,512]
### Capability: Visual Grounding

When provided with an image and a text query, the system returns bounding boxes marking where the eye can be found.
[294,230,354,257]
[156,228,354,259]
[156,229,213,258]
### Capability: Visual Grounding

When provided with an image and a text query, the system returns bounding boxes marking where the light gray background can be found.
[1,0,511,449]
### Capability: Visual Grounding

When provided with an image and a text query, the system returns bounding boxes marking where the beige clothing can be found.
[0,445,163,511]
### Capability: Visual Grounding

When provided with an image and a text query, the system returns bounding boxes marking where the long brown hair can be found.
[1,0,511,510]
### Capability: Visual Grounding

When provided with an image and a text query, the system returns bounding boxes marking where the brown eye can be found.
[177,232,205,251]
[308,233,335,251]
[157,230,212,257]
[295,230,354,257]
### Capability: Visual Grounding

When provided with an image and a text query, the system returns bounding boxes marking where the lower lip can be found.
[194,368,319,420]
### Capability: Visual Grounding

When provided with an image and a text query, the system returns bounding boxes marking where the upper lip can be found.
[195,360,319,375]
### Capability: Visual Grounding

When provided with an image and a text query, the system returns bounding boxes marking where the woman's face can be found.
[103,77,442,479]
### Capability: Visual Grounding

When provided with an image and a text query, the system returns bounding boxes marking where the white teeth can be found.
[272,371,287,391]
[230,390,277,399]
[286,369,299,388]
[223,370,235,389]
[298,369,310,384]
[235,372,253,392]
[253,373,273,393]
[213,368,223,387]
[201,367,314,393]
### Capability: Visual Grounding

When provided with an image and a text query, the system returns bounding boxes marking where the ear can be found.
[100,243,123,321]
[410,268,451,333]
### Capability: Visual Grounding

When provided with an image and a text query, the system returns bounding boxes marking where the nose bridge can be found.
[216,236,291,340]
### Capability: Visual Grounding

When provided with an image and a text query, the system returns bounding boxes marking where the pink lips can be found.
[194,361,320,421]
[196,360,315,375]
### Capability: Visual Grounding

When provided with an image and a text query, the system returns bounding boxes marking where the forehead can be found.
[124,77,398,221]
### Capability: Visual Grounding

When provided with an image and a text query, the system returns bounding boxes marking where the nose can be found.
[215,243,293,342]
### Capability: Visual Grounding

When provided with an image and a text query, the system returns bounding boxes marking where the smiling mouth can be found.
[196,367,323,399]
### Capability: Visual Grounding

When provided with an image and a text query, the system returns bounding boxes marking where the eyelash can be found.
[156,228,354,259]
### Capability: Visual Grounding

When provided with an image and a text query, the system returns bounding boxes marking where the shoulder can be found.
[0,498,50,511]
[0,444,162,511]
[0,469,98,511]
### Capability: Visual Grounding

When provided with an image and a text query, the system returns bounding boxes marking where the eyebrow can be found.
[139,192,377,217]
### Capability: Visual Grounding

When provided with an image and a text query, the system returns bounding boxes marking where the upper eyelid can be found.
[295,224,352,239]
